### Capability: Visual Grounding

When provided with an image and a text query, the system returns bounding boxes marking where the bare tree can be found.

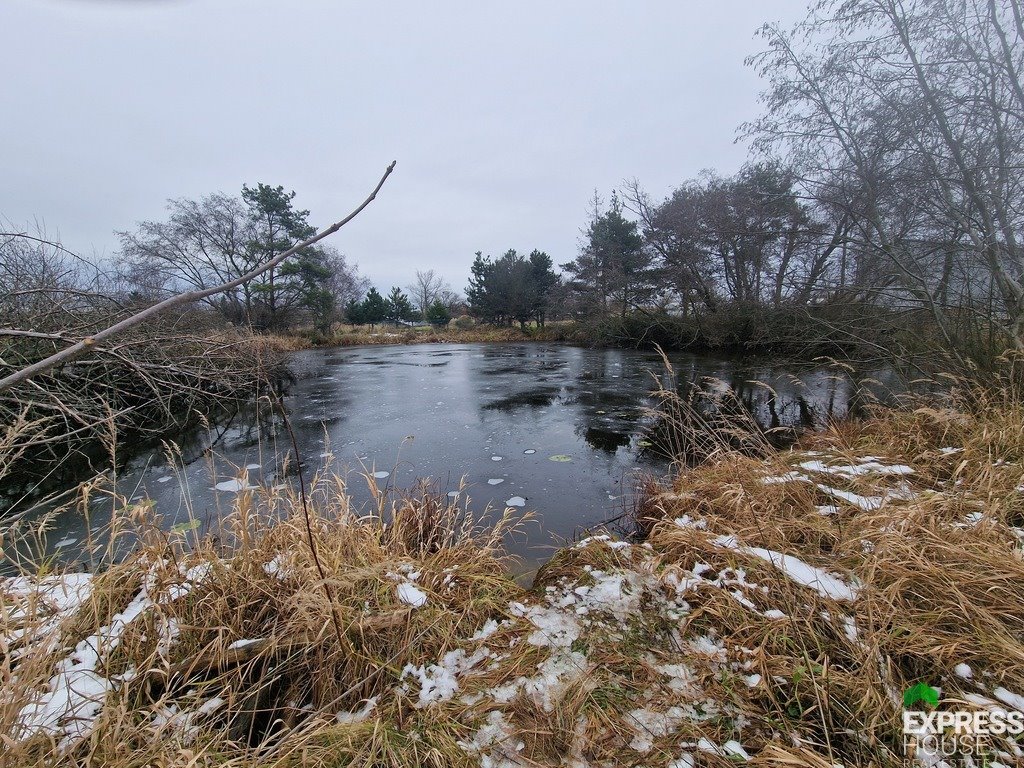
[0,162,395,393]
[117,193,257,320]
[406,269,450,320]
[118,188,369,331]
[748,0,1024,352]
[322,246,369,322]
[624,166,844,313]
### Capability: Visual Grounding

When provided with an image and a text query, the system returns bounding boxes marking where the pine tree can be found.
[279,247,333,333]
[345,297,366,326]
[426,299,452,327]
[465,252,492,319]
[242,183,322,330]
[384,286,416,324]
[528,250,559,327]
[361,287,387,328]
[466,249,558,327]
[563,192,651,317]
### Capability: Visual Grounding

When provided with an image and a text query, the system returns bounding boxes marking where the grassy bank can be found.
[270,302,991,368]
[267,323,572,351]
[576,303,969,360]
[3,381,1024,766]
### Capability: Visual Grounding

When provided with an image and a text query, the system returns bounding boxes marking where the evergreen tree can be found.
[490,250,536,329]
[465,249,556,328]
[425,299,452,327]
[118,189,366,332]
[361,287,387,328]
[563,193,652,317]
[241,183,322,330]
[279,248,333,333]
[384,286,416,323]
[466,252,491,319]
[345,297,366,325]
[528,250,559,326]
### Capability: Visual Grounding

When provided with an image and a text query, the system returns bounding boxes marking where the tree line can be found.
[119,184,366,334]
[527,0,1024,363]
[86,0,1024,362]
[745,0,1024,356]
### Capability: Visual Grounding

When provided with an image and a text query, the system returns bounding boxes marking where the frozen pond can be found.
[9,343,905,568]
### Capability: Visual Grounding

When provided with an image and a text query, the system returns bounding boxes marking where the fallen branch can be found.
[0,161,396,393]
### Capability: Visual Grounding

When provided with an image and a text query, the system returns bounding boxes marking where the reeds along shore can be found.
[4,379,1024,767]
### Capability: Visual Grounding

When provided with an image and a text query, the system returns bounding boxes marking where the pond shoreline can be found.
[9,343,902,569]
[271,304,921,365]
[3,390,1020,767]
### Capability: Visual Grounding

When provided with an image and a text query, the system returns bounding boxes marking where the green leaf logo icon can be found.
[903,682,940,709]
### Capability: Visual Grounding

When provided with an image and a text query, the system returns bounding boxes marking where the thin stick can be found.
[274,393,346,650]
[0,161,396,393]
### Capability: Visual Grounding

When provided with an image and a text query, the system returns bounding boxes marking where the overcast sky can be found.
[3,0,807,292]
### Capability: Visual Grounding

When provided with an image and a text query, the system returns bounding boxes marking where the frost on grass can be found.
[401,647,491,707]
[14,579,154,748]
[262,555,291,580]
[226,637,263,650]
[398,536,756,765]
[761,471,810,485]
[3,573,94,652]
[335,696,377,724]
[510,601,581,648]
[759,453,920,513]
[457,710,525,766]
[799,458,914,477]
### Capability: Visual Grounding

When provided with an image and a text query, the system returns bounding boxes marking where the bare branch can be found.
[0,161,396,393]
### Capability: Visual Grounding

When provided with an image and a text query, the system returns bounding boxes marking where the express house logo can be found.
[902,683,1024,762]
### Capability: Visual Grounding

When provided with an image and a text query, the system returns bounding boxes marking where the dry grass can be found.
[267,324,571,351]
[5,371,1024,766]
[1,475,523,767]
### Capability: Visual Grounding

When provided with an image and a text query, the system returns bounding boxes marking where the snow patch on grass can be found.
[713,534,860,601]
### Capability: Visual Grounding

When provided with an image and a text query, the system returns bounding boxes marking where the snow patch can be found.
[336,696,377,724]
[402,647,490,707]
[397,582,428,608]
[714,534,860,601]
[227,638,262,650]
